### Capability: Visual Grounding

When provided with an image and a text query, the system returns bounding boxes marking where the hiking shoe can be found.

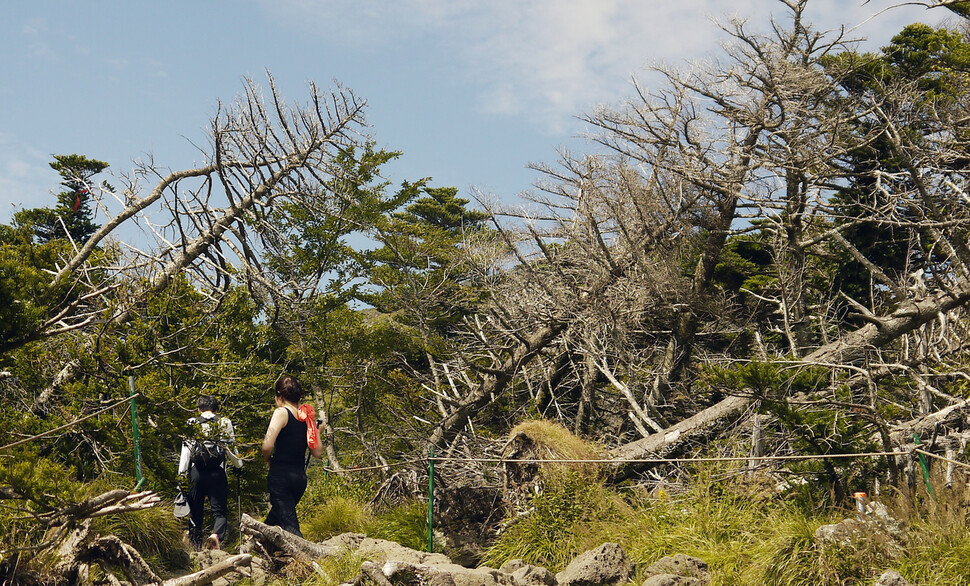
[205,533,221,550]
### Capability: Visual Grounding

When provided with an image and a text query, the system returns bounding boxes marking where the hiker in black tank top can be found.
[271,410,307,468]
[261,375,323,537]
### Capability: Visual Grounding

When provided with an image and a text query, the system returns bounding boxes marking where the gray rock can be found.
[511,564,557,586]
[500,559,528,573]
[555,543,631,586]
[642,576,705,586]
[321,532,367,551]
[381,560,516,586]
[355,536,453,566]
[643,554,709,581]
[815,510,904,558]
[873,570,910,586]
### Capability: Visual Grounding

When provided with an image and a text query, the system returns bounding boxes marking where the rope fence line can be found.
[318,448,970,474]
[915,448,970,471]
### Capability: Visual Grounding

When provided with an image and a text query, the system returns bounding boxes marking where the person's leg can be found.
[264,470,283,527]
[207,469,229,546]
[278,468,307,537]
[187,468,204,547]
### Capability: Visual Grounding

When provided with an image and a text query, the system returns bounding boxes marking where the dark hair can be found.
[197,394,219,412]
[275,375,303,403]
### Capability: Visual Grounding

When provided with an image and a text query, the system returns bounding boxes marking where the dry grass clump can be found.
[504,419,605,481]
[507,420,604,460]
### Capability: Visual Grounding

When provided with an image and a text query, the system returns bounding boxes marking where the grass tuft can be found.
[302,495,374,542]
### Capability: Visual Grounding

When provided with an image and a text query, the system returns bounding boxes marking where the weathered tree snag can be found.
[239,514,340,562]
[0,489,167,585]
[429,322,567,449]
[79,535,161,585]
[30,359,81,415]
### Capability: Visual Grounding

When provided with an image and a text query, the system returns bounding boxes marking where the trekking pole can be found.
[427,445,434,553]
[236,469,242,527]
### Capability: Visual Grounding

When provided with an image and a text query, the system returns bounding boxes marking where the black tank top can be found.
[270,409,307,469]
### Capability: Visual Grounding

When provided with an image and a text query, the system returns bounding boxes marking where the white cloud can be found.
[21,17,57,60]
[256,0,943,132]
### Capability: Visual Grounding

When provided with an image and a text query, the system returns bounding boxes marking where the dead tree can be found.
[420,1,970,488]
[1,73,370,357]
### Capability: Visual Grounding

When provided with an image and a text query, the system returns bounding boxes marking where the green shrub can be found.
[482,469,629,571]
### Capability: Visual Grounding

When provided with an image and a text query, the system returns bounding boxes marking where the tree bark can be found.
[239,514,340,562]
[162,554,253,586]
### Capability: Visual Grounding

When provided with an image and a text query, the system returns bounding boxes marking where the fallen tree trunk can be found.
[239,514,341,562]
[887,399,970,446]
[608,395,753,480]
[162,554,252,586]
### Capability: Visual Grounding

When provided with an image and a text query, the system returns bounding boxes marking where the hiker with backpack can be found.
[261,375,323,537]
[177,394,243,549]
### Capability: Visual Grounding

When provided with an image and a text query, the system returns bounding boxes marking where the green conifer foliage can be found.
[14,154,107,244]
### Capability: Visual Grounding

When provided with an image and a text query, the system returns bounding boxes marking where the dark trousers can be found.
[188,465,229,545]
[265,466,307,537]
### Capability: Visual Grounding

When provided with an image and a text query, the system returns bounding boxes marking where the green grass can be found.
[365,500,432,552]
[302,495,374,542]
[259,438,970,586]
[475,461,970,586]
[481,469,631,572]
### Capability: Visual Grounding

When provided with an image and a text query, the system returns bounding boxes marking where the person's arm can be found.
[309,422,325,460]
[261,407,289,464]
[222,418,243,468]
[177,441,192,475]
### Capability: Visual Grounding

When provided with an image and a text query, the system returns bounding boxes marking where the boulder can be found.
[873,569,910,586]
[498,560,558,586]
[355,536,453,566]
[814,503,905,557]
[641,554,710,585]
[641,576,706,586]
[555,543,631,586]
[375,559,516,586]
[511,565,557,586]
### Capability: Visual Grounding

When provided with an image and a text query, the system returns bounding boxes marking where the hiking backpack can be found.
[189,417,227,470]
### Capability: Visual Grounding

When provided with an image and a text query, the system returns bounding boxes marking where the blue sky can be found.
[0,1,944,227]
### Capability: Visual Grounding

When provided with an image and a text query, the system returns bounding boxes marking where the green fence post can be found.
[129,376,144,491]
[428,446,435,553]
[914,433,936,498]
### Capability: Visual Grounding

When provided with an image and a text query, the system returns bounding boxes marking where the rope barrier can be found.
[915,448,970,471]
[319,458,427,473]
[317,449,918,474]
[429,451,910,464]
